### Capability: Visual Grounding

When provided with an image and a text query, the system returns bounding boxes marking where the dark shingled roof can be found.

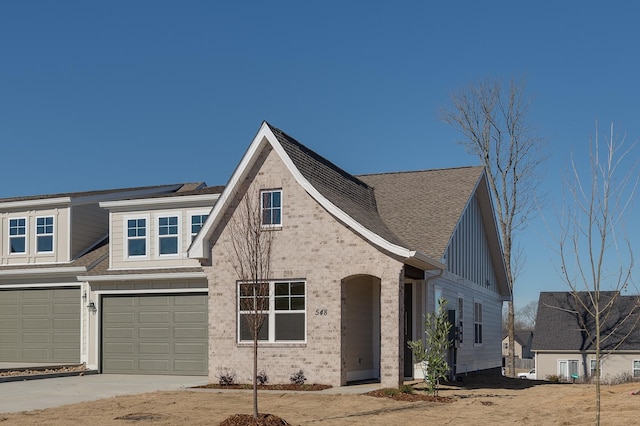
[358,167,483,260]
[268,124,407,248]
[532,292,640,352]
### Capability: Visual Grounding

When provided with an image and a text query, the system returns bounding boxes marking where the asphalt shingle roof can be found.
[532,291,640,352]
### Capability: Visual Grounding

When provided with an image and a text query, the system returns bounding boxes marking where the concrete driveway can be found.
[0,374,208,414]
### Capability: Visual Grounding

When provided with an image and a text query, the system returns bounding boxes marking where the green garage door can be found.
[101,294,208,375]
[0,287,80,363]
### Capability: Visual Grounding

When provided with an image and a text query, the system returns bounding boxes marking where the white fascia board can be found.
[80,271,207,282]
[189,123,272,259]
[100,193,220,210]
[0,267,87,278]
[0,197,71,210]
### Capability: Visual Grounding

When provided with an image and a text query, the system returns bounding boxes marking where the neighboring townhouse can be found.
[0,183,222,376]
[532,291,640,381]
[189,122,511,388]
[502,331,534,359]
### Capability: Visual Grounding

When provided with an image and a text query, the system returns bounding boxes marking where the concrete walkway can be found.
[0,373,384,414]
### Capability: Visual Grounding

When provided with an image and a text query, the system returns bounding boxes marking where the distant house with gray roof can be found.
[532,291,640,381]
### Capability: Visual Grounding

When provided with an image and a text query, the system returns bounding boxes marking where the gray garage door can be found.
[0,287,80,363]
[101,294,208,375]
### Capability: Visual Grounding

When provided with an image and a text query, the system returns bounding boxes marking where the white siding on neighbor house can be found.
[445,196,498,292]
[109,208,208,270]
[70,204,109,259]
[536,352,640,381]
[0,207,72,265]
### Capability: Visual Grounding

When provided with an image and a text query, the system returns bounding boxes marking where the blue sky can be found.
[1,1,638,309]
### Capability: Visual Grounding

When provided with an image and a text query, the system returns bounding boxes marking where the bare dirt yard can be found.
[1,375,639,425]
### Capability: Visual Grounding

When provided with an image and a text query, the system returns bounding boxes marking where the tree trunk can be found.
[507,301,515,377]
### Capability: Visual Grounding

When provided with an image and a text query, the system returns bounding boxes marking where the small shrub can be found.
[290,369,307,386]
[218,368,237,386]
[603,372,633,385]
[256,369,269,385]
[400,384,414,394]
[546,374,561,383]
[383,388,399,397]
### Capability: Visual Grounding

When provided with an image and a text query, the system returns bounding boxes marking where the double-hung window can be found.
[590,359,601,377]
[158,216,179,255]
[633,360,640,378]
[474,301,483,344]
[190,214,208,240]
[127,218,146,257]
[36,216,54,253]
[261,189,282,226]
[238,280,306,343]
[9,218,26,254]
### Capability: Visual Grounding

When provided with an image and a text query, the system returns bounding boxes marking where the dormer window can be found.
[127,218,147,257]
[36,216,54,253]
[261,189,282,226]
[9,218,26,254]
[158,216,178,255]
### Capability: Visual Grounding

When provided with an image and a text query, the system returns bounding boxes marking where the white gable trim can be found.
[188,122,444,271]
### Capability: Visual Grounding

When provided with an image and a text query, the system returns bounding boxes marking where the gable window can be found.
[261,189,282,226]
[9,218,26,254]
[127,218,146,257]
[474,301,483,344]
[36,216,54,253]
[158,216,178,255]
[238,280,305,343]
[191,214,208,240]
[633,360,640,378]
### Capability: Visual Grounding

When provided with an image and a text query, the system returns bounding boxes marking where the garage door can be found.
[101,294,208,375]
[0,287,80,363]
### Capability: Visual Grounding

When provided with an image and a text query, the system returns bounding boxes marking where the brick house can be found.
[190,122,510,387]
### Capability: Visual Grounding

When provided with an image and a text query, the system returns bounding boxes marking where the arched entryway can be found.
[342,275,381,384]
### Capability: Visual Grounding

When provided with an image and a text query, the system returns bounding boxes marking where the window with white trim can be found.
[559,359,579,380]
[633,360,640,378]
[36,216,54,253]
[474,301,483,344]
[590,359,601,377]
[261,189,282,226]
[238,280,305,342]
[190,214,208,240]
[158,216,179,255]
[9,218,26,254]
[127,218,147,257]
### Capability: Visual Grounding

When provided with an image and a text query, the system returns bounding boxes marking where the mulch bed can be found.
[365,388,454,403]
[196,383,331,391]
[219,413,290,425]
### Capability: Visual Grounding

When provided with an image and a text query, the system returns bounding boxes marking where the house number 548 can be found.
[315,308,328,316]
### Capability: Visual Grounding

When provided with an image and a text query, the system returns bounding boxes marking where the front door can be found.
[403,283,413,378]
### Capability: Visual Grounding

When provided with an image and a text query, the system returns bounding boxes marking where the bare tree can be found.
[517,300,538,331]
[557,123,638,425]
[441,77,545,377]
[226,187,274,419]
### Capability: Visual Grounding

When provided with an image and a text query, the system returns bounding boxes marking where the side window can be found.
[261,189,282,226]
[474,301,483,345]
[9,218,26,254]
[36,216,54,253]
[633,360,640,378]
[158,216,179,255]
[190,214,208,240]
[127,218,146,257]
[458,295,464,344]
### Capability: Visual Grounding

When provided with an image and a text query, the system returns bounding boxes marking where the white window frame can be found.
[237,279,306,344]
[633,360,640,378]
[8,217,27,254]
[125,215,149,259]
[558,359,579,380]
[189,211,209,241]
[474,300,483,346]
[261,189,282,227]
[590,359,601,377]
[35,215,54,253]
[156,213,180,257]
